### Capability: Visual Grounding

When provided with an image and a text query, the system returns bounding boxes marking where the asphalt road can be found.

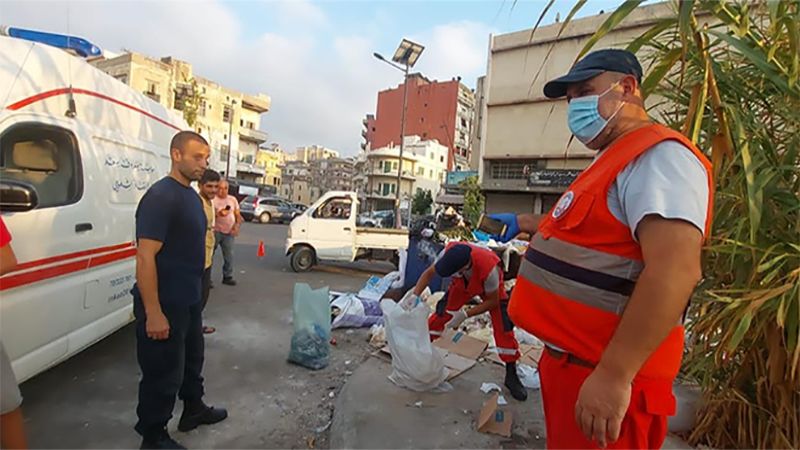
[19,223,387,449]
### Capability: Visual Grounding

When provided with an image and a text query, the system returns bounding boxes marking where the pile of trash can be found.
[329,270,405,331]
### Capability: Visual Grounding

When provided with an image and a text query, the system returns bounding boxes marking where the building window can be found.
[223,106,232,123]
[146,80,158,94]
[220,145,229,162]
[390,184,396,194]
[429,169,433,178]
[199,100,206,117]
[197,127,202,133]
[240,119,244,126]
[490,160,545,179]
[0,123,83,209]
[417,167,424,176]
[392,161,398,170]
[440,156,444,163]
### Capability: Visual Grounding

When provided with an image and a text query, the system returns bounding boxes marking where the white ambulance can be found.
[0,35,188,382]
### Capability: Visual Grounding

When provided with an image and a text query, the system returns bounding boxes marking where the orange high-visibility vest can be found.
[508,124,713,380]
[445,242,508,300]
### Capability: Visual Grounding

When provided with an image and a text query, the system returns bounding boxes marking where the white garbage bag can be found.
[381,293,451,392]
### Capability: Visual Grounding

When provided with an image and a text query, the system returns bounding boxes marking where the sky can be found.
[1,0,624,156]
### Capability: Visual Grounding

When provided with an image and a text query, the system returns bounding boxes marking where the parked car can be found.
[240,196,296,224]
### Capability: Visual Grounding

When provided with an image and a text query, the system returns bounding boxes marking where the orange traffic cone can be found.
[257,240,265,258]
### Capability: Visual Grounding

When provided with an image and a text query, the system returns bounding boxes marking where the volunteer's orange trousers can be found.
[538,350,673,449]
[427,282,520,363]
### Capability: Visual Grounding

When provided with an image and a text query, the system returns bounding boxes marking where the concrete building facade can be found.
[355,136,448,211]
[280,160,314,205]
[92,52,270,180]
[311,158,355,193]
[478,3,671,215]
[295,145,339,163]
[363,75,475,171]
[256,143,287,187]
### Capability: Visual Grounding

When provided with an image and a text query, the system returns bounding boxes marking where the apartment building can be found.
[478,2,671,214]
[92,52,270,179]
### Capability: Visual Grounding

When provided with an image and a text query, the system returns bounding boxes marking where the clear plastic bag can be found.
[288,283,331,370]
[381,293,451,392]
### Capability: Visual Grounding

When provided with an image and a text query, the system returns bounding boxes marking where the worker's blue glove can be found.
[488,213,520,243]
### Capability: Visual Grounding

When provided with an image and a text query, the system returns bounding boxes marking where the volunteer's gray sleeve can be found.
[483,267,501,293]
[609,140,709,240]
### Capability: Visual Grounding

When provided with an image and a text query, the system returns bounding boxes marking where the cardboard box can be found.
[477,392,513,437]
[432,330,488,360]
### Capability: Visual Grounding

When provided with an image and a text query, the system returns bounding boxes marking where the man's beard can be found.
[180,166,200,181]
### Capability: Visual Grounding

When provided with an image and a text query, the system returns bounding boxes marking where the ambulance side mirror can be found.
[0,180,39,213]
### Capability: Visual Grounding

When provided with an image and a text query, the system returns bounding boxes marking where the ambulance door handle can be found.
[75,222,93,233]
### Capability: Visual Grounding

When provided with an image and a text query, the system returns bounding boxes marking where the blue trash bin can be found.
[403,237,445,292]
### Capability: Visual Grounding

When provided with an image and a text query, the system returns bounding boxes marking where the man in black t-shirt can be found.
[132,131,227,449]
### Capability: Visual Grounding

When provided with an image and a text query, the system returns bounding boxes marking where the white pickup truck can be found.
[285,191,409,272]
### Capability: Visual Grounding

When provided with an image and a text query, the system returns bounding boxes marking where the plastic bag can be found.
[331,293,384,329]
[358,273,399,301]
[381,293,451,392]
[517,363,541,389]
[288,283,331,370]
[391,249,407,289]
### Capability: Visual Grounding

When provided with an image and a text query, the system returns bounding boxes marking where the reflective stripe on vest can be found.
[519,234,644,315]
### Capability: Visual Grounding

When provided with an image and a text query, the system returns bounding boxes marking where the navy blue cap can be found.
[543,49,643,99]
[434,244,472,278]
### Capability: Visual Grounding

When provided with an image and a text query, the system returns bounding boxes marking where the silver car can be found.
[240,196,296,224]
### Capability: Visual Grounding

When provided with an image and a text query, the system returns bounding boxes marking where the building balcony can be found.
[242,94,271,113]
[366,170,415,181]
[239,127,269,144]
[365,191,399,200]
[237,161,266,177]
[144,91,161,103]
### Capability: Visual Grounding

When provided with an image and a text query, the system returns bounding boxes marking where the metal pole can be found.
[225,103,234,179]
[396,64,409,228]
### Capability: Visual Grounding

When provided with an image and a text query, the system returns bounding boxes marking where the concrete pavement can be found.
[17,222,695,449]
[330,356,547,449]
[19,223,381,449]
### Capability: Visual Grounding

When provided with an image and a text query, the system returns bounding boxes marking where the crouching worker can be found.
[411,243,527,401]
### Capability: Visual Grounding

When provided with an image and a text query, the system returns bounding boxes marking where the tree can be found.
[555,1,800,447]
[177,76,203,127]
[412,189,433,215]
[460,176,485,228]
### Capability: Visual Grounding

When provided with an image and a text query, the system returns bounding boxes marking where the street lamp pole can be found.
[225,100,236,179]
[373,39,424,228]
[396,63,410,228]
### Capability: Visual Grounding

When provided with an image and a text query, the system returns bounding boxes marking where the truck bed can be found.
[355,227,409,250]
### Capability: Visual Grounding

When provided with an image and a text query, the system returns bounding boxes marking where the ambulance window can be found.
[0,124,83,209]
